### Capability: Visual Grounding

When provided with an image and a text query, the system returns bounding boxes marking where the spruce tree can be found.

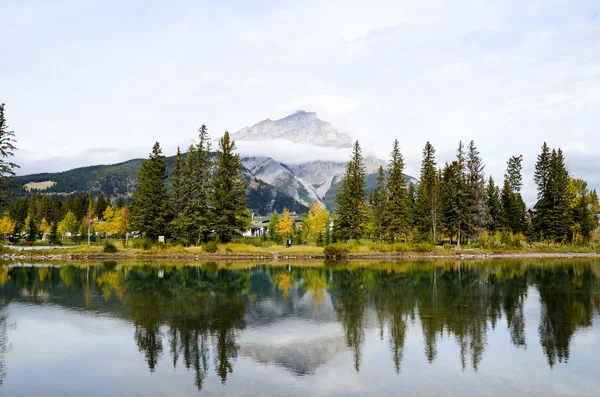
[334,140,367,242]
[386,140,411,241]
[533,142,552,240]
[169,147,186,241]
[0,103,19,207]
[179,125,213,245]
[415,142,440,242]
[485,176,502,233]
[368,166,387,241]
[211,131,248,243]
[465,141,487,241]
[130,142,171,241]
[547,149,572,242]
[501,155,527,234]
[440,142,468,246]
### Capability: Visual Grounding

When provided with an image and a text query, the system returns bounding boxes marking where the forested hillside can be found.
[13,156,309,216]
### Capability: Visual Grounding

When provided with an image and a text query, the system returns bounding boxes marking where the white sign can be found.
[158,236,165,243]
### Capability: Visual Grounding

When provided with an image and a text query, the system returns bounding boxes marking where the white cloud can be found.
[1,0,599,204]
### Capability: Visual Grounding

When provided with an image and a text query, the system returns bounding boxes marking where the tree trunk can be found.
[457,227,461,248]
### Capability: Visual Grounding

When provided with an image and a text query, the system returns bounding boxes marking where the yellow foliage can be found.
[276,208,294,237]
[39,218,51,234]
[0,214,15,235]
[275,272,292,300]
[304,202,330,241]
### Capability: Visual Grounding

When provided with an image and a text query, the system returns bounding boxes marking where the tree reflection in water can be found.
[0,260,599,389]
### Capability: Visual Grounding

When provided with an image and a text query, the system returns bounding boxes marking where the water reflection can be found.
[0,260,600,393]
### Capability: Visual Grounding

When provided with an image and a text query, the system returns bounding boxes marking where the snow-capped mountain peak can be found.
[231,111,353,149]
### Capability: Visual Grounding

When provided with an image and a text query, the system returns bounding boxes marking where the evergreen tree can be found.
[180,125,213,245]
[334,141,367,242]
[465,141,487,241]
[547,149,572,242]
[211,131,248,243]
[415,142,440,242]
[440,142,468,246]
[368,166,387,241]
[0,103,19,207]
[26,215,37,242]
[130,142,171,241]
[95,194,108,220]
[501,155,527,234]
[386,140,411,241]
[533,142,552,240]
[169,147,186,241]
[485,176,502,233]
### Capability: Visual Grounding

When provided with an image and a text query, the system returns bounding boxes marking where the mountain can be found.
[231,111,353,148]
[13,156,310,216]
[241,155,396,209]
[13,111,417,214]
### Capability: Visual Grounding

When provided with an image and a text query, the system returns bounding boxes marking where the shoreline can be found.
[3,249,600,262]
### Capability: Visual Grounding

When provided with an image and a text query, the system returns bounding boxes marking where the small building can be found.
[243,212,304,237]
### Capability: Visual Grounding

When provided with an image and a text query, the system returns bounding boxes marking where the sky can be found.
[1,0,600,204]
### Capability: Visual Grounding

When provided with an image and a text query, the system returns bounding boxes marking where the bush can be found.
[131,238,153,250]
[103,242,118,254]
[414,242,435,252]
[203,241,218,253]
[324,244,350,260]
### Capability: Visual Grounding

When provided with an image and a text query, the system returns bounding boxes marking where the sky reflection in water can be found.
[0,260,599,396]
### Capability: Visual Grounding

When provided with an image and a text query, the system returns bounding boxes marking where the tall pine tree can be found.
[334,140,367,242]
[502,155,527,234]
[415,142,440,242]
[441,142,468,246]
[386,140,411,241]
[169,147,185,241]
[0,103,19,207]
[465,141,487,241]
[485,176,502,233]
[130,142,171,241]
[211,131,248,243]
[368,165,387,241]
[533,142,552,240]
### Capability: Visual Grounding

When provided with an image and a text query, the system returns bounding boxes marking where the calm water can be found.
[0,260,599,396]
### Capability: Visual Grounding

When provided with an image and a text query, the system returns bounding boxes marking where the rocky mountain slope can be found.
[231,111,353,148]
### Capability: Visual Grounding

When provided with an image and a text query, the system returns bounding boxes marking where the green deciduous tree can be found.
[211,131,248,243]
[130,142,171,241]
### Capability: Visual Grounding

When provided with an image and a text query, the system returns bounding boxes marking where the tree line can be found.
[335,140,599,245]
[129,127,249,244]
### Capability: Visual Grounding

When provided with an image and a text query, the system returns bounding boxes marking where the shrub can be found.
[324,244,350,260]
[203,241,218,253]
[103,242,118,254]
[131,238,153,250]
[414,242,435,252]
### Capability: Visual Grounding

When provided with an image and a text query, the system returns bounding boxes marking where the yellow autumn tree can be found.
[304,202,330,241]
[22,214,32,235]
[39,218,51,234]
[276,208,294,238]
[0,215,15,240]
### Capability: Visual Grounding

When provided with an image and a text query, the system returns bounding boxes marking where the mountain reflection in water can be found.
[0,260,599,396]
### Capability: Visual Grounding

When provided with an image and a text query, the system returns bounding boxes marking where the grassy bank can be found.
[2,239,600,261]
